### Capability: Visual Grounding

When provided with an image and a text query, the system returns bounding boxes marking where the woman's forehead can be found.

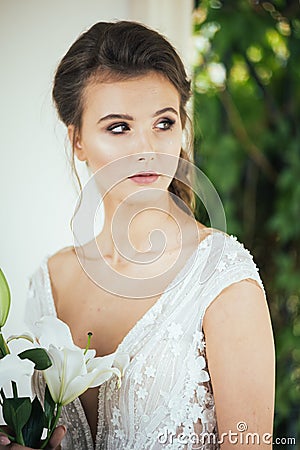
[82,72,181,118]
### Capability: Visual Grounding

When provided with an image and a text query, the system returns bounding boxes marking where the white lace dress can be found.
[25,232,265,450]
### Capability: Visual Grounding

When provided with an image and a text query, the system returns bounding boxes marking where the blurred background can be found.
[192,1,300,447]
[0,0,193,331]
[0,0,299,446]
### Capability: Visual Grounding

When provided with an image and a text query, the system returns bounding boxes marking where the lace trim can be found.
[95,383,107,450]
[41,255,56,316]
[117,234,214,356]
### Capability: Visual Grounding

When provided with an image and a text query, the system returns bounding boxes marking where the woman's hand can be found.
[0,425,66,450]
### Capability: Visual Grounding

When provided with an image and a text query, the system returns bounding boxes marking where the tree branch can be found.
[219,90,278,183]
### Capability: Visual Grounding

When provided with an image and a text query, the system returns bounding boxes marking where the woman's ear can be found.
[67,125,87,161]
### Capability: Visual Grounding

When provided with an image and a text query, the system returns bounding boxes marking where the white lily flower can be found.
[112,352,130,383]
[33,316,130,405]
[33,316,76,349]
[0,353,35,387]
[44,345,122,405]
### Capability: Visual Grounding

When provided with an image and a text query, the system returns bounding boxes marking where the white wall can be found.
[0,0,193,339]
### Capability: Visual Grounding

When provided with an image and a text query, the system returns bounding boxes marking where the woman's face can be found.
[69,71,183,203]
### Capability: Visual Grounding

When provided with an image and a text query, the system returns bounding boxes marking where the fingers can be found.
[0,439,31,450]
[0,438,41,450]
[0,425,66,450]
[0,433,11,447]
[0,425,11,447]
[46,425,67,449]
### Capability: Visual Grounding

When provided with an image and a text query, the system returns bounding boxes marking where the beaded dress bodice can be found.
[26,232,264,450]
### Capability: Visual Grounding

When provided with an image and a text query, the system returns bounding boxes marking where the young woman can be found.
[1,21,275,450]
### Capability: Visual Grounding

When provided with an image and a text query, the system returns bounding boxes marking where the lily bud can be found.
[0,268,11,329]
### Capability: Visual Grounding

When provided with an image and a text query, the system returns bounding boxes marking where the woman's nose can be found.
[137,152,155,162]
[134,129,155,154]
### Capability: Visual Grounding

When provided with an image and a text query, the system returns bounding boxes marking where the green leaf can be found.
[0,268,11,328]
[18,348,52,370]
[3,397,32,439]
[44,384,56,429]
[22,396,45,448]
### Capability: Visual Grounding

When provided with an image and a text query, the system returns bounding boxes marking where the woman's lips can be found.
[128,172,159,184]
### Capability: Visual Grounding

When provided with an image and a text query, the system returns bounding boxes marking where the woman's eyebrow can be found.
[97,113,133,123]
[97,107,178,124]
[153,107,178,117]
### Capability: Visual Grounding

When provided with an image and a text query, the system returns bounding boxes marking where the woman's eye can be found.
[156,119,175,130]
[107,123,130,134]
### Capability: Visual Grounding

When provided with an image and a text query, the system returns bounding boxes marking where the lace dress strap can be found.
[198,234,265,322]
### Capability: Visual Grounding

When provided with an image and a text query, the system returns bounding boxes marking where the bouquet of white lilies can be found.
[0,268,129,448]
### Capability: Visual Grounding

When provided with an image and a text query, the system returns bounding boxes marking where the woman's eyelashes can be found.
[107,122,130,134]
[106,118,176,135]
[155,118,175,130]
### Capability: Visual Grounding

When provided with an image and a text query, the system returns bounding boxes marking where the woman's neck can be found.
[97,191,183,266]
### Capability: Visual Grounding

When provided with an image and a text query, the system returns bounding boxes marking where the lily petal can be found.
[113,353,130,376]
[43,346,86,404]
[33,316,76,349]
[89,368,121,388]
[86,352,116,373]
[0,354,34,386]
[42,346,65,403]
[84,349,96,364]
[62,370,106,404]
[6,333,35,344]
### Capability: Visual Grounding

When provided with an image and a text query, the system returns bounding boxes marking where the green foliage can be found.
[18,348,52,370]
[3,397,32,445]
[22,397,45,448]
[44,384,56,430]
[193,0,300,445]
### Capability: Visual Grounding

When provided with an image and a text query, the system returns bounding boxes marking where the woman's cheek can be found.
[159,129,182,155]
[85,138,123,170]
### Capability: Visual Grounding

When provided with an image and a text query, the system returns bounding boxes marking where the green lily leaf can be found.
[18,348,52,370]
[22,396,45,448]
[44,384,56,429]
[3,397,32,442]
[0,268,11,328]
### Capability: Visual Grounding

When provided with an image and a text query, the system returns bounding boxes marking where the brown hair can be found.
[52,20,195,213]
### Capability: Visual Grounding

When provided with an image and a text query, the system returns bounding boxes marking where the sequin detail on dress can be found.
[26,232,264,449]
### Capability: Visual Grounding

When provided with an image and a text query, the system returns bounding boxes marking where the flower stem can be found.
[40,403,63,449]
[16,430,25,446]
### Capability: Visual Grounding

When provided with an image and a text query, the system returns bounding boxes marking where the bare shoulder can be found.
[47,246,79,296]
[48,245,76,273]
[194,221,226,242]
[203,279,269,331]
[203,279,274,369]
[193,220,214,243]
